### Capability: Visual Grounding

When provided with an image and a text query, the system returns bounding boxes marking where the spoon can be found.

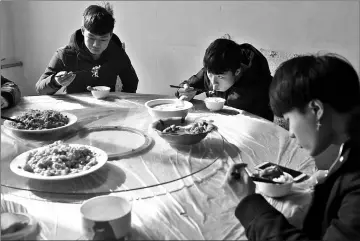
[1,116,26,125]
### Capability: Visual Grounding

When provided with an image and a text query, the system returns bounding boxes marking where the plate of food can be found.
[3,109,77,134]
[10,141,108,180]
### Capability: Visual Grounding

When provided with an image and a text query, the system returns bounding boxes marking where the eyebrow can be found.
[87,33,110,39]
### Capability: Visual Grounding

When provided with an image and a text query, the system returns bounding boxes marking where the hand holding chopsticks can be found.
[54,71,77,87]
[56,69,88,78]
[56,65,100,78]
[170,84,216,100]
[222,163,257,203]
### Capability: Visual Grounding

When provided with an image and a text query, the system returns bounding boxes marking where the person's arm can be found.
[117,48,139,93]
[237,187,360,241]
[1,76,21,108]
[175,68,207,98]
[35,50,64,95]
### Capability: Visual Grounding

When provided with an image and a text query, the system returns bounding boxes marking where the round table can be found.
[1,92,317,240]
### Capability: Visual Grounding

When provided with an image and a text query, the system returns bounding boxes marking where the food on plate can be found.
[162,120,215,134]
[91,65,101,78]
[9,109,69,130]
[254,165,293,184]
[152,103,188,111]
[1,212,28,235]
[20,141,97,176]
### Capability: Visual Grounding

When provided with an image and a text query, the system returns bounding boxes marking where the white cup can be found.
[80,195,132,240]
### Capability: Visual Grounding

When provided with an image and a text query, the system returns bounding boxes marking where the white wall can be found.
[3,1,359,96]
[0,2,14,59]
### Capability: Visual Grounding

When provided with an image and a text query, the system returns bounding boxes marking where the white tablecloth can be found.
[1,93,317,240]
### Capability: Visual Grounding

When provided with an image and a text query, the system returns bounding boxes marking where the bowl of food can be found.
[3,109,77,136]
[204,97,226,111]
[253,165,294,198]
[151,117,216,145]
[144,99,193,120]
[87,86,111,99]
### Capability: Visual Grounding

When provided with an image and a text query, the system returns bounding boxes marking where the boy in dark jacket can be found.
[1,76,21,109]
[176,38,273,121]
[36,3,139,95]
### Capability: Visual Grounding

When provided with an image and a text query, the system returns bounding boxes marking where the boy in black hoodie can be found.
[36,3,139,95]
[176,37,273,121]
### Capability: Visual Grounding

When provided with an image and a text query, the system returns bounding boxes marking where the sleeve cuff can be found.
[235,194,277,229]
[1,91,13,107]
[50,75,62,89]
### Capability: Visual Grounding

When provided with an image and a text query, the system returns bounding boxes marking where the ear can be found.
[308,99,324,121]
[234,68,241,76]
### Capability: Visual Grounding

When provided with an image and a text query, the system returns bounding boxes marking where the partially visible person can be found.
[1,76,21,109]
[36,3,139,95]
[224,53,360,240]
[176,37,274,121]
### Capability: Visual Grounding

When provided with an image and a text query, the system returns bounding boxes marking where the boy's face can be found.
[82,28,112,56]
[206,70,239,92]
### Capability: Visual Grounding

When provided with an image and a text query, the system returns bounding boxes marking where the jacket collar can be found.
[68,29,123,63]
[326,140,352,178]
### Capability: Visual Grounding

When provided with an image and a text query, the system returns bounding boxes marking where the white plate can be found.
[3,112,78,134]
[10,144,108,181]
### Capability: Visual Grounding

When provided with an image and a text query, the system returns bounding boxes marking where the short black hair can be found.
[203,38,245,75]
[270,53,360,117]
[83,4,115,35]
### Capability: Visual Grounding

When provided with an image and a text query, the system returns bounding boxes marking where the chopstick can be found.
[1,116,25,124]
[56,69,90,78]
[231,167,278,184]
[169,85,204,92]
[250,175,278,184]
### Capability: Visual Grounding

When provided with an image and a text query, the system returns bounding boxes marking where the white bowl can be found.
[254,172,294,198]
[80,195,132,240]
[91,86,110,99]
[204,97,225,111]
[144,99,193,120]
